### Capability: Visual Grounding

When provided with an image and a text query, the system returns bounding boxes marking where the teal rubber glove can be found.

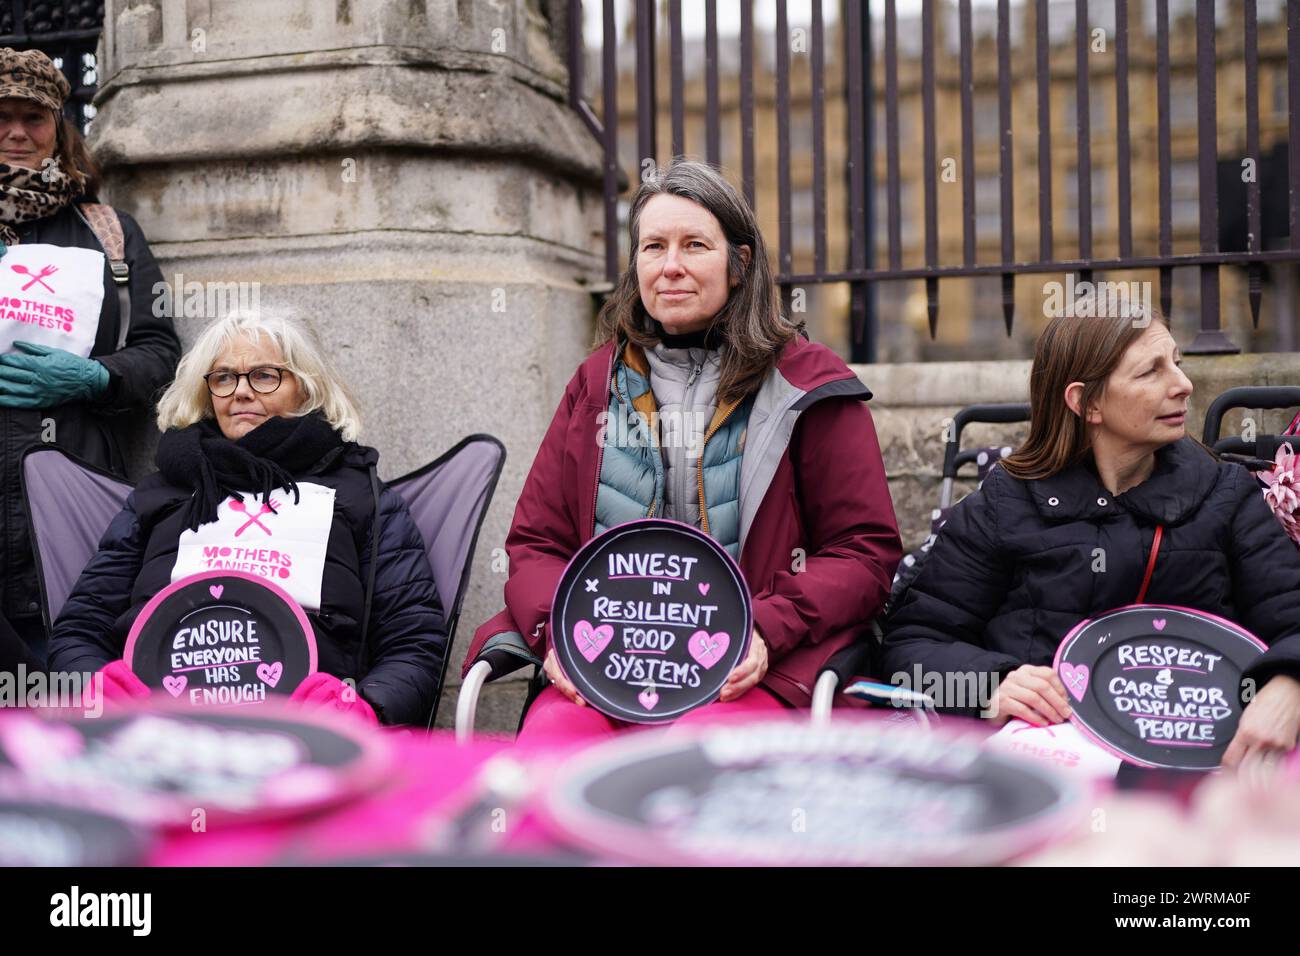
[0,340,110,408]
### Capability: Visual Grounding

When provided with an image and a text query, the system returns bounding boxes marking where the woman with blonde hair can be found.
[49,312,447,725]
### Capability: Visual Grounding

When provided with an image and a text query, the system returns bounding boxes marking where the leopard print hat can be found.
[0,48,69,112]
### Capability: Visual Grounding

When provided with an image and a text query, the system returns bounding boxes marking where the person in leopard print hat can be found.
[0,48,180,669]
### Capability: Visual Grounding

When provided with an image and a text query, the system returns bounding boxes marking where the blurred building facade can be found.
[592,0,1296,360]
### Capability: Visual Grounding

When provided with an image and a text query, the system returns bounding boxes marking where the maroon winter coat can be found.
[463,335,902,706]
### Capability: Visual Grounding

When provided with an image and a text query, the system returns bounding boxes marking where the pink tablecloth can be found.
[148,730,574,866]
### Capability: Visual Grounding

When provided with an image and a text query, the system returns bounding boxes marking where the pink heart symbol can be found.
[1059,663,1090,702]
[572,620,614,663]
[638,687,659,710]
[257,662,283,688]
[1152,618,1167,631]
[162,674,188,697]
[0,718,83,771]
[688,630,731,669]
[698,582,710,596]
[209,584,224,599]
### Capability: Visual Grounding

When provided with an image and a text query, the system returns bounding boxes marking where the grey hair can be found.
[155,311,362,441]
[594,158,800,404]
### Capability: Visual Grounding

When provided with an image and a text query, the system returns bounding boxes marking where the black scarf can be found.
[650,319,726,351]
[156,413,346,531]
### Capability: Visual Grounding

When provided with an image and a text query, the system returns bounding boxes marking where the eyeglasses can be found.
[203,366,290,398]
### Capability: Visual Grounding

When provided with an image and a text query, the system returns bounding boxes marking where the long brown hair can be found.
[1000,306,1168,480]
[53,112,101,199]
[595,159,800,404]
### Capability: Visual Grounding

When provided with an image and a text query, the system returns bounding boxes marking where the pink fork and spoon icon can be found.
[11,263,58,293]
[229,497,280,536]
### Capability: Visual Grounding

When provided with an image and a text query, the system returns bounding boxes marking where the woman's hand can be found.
[88,660,151,708]
[719,630,768,702]
[1222,674,1300,770]
[988,664,1072,727]
[289,673,379,725]
[543,647,587,707]
[0,341,109,408]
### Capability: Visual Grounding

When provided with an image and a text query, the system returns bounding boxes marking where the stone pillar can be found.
[90,0,605,727]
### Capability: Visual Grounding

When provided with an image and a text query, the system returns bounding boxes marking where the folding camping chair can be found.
[1201,385,1300,470]
[885,402,1031,615]
[387,435,505,729]
[21,446,133,633]
[456,622,541,742]
[456,403,1029,740]
[808,402,1032,725]
[22,435,506,731]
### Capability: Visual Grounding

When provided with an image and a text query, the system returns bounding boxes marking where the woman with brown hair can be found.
[882,306,1300,769]
[0,49,180,667]
[468,159,902,741]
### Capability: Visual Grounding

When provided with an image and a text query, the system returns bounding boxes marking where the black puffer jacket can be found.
[3,204,180,623]
[882,437,1300,714]
[47,443,447,726]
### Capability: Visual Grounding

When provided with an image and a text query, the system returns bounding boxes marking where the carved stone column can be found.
[91,0,605,726]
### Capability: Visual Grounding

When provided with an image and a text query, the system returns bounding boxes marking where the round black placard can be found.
[125,571,317,706]
[551,519,752,724]
[540,717,1081,865]
[1054,604,1267,770]
[0,702,389,825]
[0,791,150,866]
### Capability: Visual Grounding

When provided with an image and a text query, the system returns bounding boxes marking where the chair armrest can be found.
[810,640,879,725]
[455,660,493,744]
[818,640,876,687]
[454,632,543,744]
[476,631,543,680]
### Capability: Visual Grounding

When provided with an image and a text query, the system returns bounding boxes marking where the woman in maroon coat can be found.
[468,160,902,740]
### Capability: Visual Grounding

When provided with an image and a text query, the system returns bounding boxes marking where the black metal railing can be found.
[570,0,1300,362]
[0,1,102,132]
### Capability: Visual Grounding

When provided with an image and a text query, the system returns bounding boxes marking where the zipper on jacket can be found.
[677,355,706,525]
[596,347,662,529]
[696,399,738,536]
[643,361,664,520]
[590,352,617,539]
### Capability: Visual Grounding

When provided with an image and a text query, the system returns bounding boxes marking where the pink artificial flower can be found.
[1259,442,1300,546]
